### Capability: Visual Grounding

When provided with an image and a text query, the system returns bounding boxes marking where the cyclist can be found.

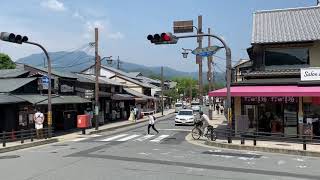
[199,111,210,135]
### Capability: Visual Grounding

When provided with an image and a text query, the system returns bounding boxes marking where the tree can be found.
[0,53,15,69]
[172,77,198,101]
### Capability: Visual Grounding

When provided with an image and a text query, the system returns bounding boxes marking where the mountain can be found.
[17,51,226,83]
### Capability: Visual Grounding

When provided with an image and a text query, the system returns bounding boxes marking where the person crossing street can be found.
[148,114,159,135]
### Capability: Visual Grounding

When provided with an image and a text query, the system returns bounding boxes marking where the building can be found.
[209,5,320,136]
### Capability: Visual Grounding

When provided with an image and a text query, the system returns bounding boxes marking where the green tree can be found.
[0,53,15,69]
[172,77,198,101]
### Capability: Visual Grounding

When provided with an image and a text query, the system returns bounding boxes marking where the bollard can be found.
[303,136,307,151]
[82,129,86,135]
[20,129,24,144]
[241,137,245,145]
[253,137,256,146]
[2,131,6,147]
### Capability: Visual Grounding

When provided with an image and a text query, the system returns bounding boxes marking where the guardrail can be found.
[1,128,53,147]
[212,128,320,151]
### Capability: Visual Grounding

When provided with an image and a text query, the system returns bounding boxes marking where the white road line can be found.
[150,135,170,142]
[100,134,128,142]
[117,134,140,141]
[71,137,88,142]
[134,134,155,142]
[90,134,102,137]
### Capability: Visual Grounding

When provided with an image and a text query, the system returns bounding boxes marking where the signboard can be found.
[173,20,194,33]
[84,90,94,99]
[41,76,49,90]
[301,68,320,81]
[192,46,222,57]
[242,96,298,104]
[60,84,74,93]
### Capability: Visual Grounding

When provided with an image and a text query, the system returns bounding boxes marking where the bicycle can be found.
[191,120,217,141]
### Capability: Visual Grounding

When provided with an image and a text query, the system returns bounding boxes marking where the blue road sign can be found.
[42,76,49,90]
[192,46,223,57]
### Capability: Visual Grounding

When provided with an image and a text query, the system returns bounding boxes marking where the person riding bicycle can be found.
[199,111,210,135]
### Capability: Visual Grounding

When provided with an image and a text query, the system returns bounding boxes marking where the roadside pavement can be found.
[0,109,175,153]
[187,110,320,157]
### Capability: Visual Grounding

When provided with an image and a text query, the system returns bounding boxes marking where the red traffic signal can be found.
[0,32,28,44]
[147,32,178,45]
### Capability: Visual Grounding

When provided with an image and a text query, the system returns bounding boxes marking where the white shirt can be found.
[148,115,155,125]
[34,112,44,129]
[201,114,210,127]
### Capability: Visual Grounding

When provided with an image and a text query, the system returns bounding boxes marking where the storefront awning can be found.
[0,94,26,104]
[111,94,135,101]
[209,86,320,97]
[13,94,91,105]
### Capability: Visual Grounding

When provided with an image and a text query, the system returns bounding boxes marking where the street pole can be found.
[94,28,99,130]
[175,33,232,143]
[25,41,52,138]
[207,28,213,120]
[117,56,120,69]
[161,66,164,115]
[197,15,203,105]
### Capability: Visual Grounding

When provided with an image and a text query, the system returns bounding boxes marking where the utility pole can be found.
[161,66,164,115]
[117,56,120,69]
[197,15,203,105]
[207,27,213,120]
[94,28,99,130]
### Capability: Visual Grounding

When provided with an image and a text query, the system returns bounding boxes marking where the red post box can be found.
[77,115,89,129]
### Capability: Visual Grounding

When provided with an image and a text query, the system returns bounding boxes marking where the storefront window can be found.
[303,103,320,136]
[264,48,309,66]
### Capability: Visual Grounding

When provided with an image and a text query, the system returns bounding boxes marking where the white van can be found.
[175,102,183,113]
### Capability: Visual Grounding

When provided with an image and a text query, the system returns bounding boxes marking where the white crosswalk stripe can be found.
[71,137,88,142]
[134,134,155,142]
[100,134,128,142]
[150,135,170,142]
[117,134,140,141]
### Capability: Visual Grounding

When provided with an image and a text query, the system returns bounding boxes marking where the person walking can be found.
[134,106,138,120]
[148,114,159,135]
[33,109,44,139]
[220,105,224,115]
[216,104,220,115]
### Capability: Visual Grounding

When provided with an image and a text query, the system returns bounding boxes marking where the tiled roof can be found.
[243,69,300,77]
[0,69,29,78]
[0,78,37,93]
[252,6,320,44]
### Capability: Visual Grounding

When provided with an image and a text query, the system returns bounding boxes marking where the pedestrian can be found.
[129,108,135,122]
[216,104,220,114]
[134,106,138,120]
[220,105,224,114]
[148,114,159,135]
[33,109,44,139]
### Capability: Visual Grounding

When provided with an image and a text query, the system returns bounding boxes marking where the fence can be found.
[212,128,320,151]
[1,128,53,147]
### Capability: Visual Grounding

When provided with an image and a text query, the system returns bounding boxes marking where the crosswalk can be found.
[99,134,170,143]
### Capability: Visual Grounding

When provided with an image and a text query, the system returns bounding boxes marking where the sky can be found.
[0,0,317,72]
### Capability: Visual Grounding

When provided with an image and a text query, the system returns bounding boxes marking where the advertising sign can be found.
[301,68,320,81]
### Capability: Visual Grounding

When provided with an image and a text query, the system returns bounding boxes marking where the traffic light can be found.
[0,32,28,44]
[147,32,178,45]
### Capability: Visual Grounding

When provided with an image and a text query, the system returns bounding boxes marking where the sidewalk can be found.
[187,110,320,157]
[0,109,175,153]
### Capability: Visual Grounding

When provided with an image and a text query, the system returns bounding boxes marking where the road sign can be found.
[173,20,194,33]
[41,76,49,90]
[192,46,223,57]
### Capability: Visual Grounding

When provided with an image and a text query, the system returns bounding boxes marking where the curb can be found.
[204,140,320,157]
[0,138,59,154]
[89,112,175,135]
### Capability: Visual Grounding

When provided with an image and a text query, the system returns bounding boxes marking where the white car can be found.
[175,102,183,113]
[175,109,195,126]
[191,102,201,112]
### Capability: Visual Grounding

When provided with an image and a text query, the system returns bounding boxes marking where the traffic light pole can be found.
[25,41,52,138]
[197,15,203,106]
[175,33,232,143]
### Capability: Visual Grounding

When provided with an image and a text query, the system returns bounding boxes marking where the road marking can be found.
[90,134,102,137]
[134,134,155,142]
[158,129,191,132]
[100,134,128,141]
[72,137,88,142]
[150,135,170,142]
[117,134,140,141]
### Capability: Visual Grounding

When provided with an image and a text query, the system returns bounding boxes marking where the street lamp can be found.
[181,48,192,58]
[0,32,53,138]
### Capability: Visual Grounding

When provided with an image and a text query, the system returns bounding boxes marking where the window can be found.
[264,48,309,66]
[178,111,193,115]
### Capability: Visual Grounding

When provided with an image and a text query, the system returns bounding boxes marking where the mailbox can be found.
[77,115,90,128]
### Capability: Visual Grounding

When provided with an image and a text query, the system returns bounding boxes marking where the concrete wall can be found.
[310,41,320,67]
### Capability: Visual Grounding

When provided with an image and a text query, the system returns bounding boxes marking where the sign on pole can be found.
[41,75,49,90]
[173,20,194,33]
[192,46,223,57]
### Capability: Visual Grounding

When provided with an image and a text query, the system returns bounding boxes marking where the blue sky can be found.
[0,0,317,72]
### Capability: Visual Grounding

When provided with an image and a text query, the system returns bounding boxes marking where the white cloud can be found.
[108,32,125,40]
[72,11,85,21]
[86,20,105,32]
[41,0,66,11]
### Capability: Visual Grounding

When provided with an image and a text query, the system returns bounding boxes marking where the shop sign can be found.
[301,68,320,81]
[242,97,298,104]
[60,84,74,93]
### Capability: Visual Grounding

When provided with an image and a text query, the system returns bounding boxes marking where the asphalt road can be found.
[1,111,320,180]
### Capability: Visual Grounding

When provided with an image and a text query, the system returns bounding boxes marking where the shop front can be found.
[209,85,320,136]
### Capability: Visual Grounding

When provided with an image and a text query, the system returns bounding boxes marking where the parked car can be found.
[175,109,195,126]
[191,102,201,112]
[175,102,183,113]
